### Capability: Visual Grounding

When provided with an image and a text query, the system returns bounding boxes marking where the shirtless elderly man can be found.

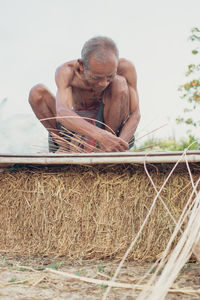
[29,36,140,152]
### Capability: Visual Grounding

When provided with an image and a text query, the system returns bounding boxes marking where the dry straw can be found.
[0,160,199,263]
[41,116,116,153]
[102,150,188,299]
[102,148,200,300]
[135,153,200,300]
[1,116,200,299]
[137,190,200,300]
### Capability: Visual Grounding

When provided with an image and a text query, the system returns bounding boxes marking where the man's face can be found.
[83,53,118,92]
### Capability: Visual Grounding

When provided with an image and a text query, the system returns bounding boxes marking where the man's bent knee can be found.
[29,84,47,105]
[111,76,129,101]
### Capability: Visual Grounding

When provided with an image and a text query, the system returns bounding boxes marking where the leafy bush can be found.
[177,27,200,128]
[132,135,199,152]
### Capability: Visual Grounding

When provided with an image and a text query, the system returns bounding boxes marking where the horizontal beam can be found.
[0,151,200,166]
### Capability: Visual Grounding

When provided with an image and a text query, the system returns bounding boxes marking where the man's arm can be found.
[55,65,102,140]
[55,65,129,152]
[117,59,141,142]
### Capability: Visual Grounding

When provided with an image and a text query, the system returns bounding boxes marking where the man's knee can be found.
[28,84,46,106]
[111,76,129,101]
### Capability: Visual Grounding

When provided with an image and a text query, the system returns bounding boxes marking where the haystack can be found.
[0,163,199,261]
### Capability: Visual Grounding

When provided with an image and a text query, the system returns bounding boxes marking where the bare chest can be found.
[72,87,104,110]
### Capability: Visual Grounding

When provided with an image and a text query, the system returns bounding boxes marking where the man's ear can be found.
[78,59,84,72]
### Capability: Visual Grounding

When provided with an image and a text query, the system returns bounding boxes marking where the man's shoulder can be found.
[118,58,136,74]
[56,60,77,76]
[55,60,77,86]
[117,58,137,87]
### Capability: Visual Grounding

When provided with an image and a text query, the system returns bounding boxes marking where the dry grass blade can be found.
[136,148,200,300]
[135,123,168,142]
[60,126,103,153]
[144,160,182,231]
[50,132,89,153]
[45,268,137,289]
[40,116,116,135]
[137,190,200,300]
[102,150,189,300]
[45,268,200,296]
[44,116,115,153]
[37,116,168,153]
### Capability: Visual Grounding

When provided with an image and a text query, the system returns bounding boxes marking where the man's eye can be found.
[108,73,115,79]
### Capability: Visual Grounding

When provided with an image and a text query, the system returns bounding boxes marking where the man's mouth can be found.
[93,84,109,91]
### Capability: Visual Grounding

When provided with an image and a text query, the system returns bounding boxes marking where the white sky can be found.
[1,0,200,142]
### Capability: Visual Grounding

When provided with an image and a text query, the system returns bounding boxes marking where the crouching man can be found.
[29,36,140,152]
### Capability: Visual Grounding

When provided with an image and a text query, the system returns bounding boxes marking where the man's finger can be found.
[114,142,128,152]
[119,141,129,151]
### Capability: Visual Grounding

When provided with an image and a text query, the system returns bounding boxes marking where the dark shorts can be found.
[48,102,135,152]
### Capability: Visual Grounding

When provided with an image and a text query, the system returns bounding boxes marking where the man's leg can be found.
[28,84,57,134]
[103,76,129,135]
[29,84,62,152]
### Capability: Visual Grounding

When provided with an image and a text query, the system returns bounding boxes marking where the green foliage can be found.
[1,256,6,266]
[97,264,105,272]
[38,261,64,271]
[177,27,200,129]
[133,135,199,152]
[47,262,63,270]
[8,277,17,283]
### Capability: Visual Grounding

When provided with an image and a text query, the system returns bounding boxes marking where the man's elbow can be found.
[56,105,71,119]
[56,106,64,117]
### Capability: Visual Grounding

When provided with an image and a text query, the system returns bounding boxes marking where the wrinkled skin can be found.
[28,51,140,152]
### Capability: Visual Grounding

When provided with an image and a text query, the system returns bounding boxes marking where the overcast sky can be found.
[1,0,200,144]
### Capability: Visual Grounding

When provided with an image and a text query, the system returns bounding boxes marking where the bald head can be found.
[81,36,119,70]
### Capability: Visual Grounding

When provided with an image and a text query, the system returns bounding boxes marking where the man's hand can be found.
[97,131,129,152]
